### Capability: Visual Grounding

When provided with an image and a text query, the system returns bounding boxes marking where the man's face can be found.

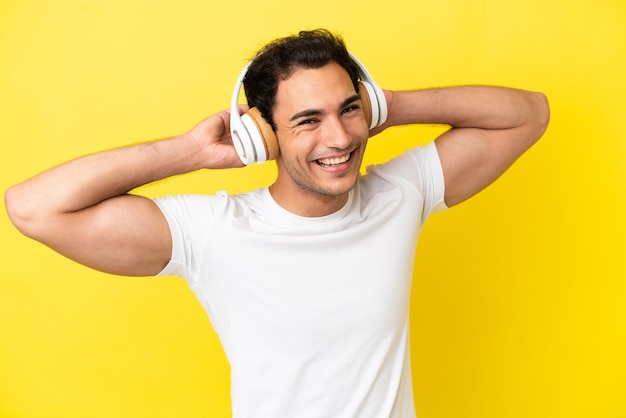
[272,61,370,206]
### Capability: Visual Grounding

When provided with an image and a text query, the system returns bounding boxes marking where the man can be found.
[5,29,549,417]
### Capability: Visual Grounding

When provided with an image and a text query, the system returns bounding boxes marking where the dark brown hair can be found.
[243,29,360,130]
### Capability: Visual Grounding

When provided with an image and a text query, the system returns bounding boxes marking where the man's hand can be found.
[186,106,249,170]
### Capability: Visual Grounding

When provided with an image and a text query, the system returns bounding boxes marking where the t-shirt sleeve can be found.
[152,193,226,280]
[370,141,448,221]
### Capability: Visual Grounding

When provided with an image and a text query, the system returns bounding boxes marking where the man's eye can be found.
[298,119,317,126]
[341,105,358,114]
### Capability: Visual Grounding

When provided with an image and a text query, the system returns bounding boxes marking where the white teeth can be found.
[317,154,351,167]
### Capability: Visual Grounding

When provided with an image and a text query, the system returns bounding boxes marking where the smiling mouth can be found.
[315,152,352,167]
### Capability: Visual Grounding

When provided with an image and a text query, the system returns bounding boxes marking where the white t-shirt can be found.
[155,142,447,418]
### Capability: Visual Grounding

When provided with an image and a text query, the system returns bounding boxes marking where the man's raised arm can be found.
[5,109,245,277]
[377,86,550,207]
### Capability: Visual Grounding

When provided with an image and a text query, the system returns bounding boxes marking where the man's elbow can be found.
[530,91,551,142]
[5,184,40,239]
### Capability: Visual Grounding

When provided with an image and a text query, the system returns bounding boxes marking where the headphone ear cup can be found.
[370,80,387,127]
[350,52,388,128]
[358,81,373,128]
[358,81,380,129]
[245,107,280,161]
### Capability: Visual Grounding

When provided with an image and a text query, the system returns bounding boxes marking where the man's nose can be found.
[322,117,351,149]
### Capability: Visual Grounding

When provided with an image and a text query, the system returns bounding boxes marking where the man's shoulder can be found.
[363,143,440,184]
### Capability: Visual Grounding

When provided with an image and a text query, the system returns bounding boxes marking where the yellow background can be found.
[1,0,625,417]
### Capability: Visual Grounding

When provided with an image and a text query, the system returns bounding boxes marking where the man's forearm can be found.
[386,86,547,131]
[5,133,202,227]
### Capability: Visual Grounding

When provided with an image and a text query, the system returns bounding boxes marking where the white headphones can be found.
[230,52,387,165]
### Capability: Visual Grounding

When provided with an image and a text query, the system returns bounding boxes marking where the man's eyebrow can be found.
[340,94,361,109]
[289,108,323,122]
[289,94,362,122]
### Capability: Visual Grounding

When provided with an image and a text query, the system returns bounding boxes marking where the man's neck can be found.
[268,183,350,217]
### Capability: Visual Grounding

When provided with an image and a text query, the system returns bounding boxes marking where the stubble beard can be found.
[282,153,360,199]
